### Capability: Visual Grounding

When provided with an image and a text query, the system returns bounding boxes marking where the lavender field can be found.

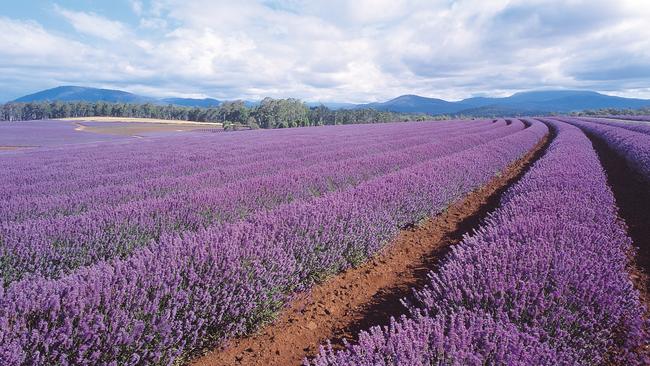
[0,120,123,148]
[0,119,221,151]
[0,117,648,365]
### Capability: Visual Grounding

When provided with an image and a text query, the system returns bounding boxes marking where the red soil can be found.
[190,134,550,366]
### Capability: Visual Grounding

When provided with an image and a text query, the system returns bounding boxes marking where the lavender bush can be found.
[557,116,650,182]
[599,115,650,124]
[576,116,650,135]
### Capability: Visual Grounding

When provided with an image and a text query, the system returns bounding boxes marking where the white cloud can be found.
[0,17,127,100]
[139,17,167,30]
[3,0,650,102]
[55,5,129,41]
[130,0,144,16]
[0,17,87,59]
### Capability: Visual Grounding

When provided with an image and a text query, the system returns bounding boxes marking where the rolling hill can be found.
[14,86,154,104]
[357,95,462,114]
[160,97,221,108]
[12,86,221,108]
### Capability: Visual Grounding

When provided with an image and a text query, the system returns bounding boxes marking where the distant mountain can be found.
[305,101,357,110]
[161,97,220,108]
[14,86,155,104]
[358,90,650,116]
[12,86,221,108]
[358,94,462,114]
[12,86,650,116]
[463,90,650,111]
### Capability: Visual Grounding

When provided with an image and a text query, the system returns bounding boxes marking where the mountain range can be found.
[10,86,650,116]
[360,91,650,116]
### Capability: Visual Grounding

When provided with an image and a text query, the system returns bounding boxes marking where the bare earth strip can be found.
[190,132,551,366]
[72,122,221,136]
[0,146,38,150]
[59,116,222,125]
[55,117,223,136]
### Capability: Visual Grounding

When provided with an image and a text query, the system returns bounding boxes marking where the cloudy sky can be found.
[1,0,650,103]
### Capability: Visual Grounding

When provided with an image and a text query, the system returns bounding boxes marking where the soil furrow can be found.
[190,131,551,366]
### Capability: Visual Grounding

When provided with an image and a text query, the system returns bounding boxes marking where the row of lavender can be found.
[578,116,650,135]
[0,120,126,148]
[600,115,650,123]
[1,123,427,198]
[1,120,481,196]
[558,117,650,182]
[0,121,523,286]
[0,121,546,365]
[1,120,501,223]
[311,119,647,365]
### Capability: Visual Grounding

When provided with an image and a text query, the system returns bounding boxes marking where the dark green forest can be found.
[573,107,650,116]
[0,98,443,128]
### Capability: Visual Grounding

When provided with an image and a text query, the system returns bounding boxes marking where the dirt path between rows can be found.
[191,132,551,366]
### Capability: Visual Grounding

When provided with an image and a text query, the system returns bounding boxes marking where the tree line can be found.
[573,107,650,116]
[0,99,445,128]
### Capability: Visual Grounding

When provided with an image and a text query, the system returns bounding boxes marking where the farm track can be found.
[190,131,551,366]
[586,133,650,312]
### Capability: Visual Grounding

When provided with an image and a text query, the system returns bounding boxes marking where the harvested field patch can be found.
[73,121,222,136]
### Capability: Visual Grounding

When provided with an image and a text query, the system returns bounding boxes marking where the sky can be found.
[1,0,650,103]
